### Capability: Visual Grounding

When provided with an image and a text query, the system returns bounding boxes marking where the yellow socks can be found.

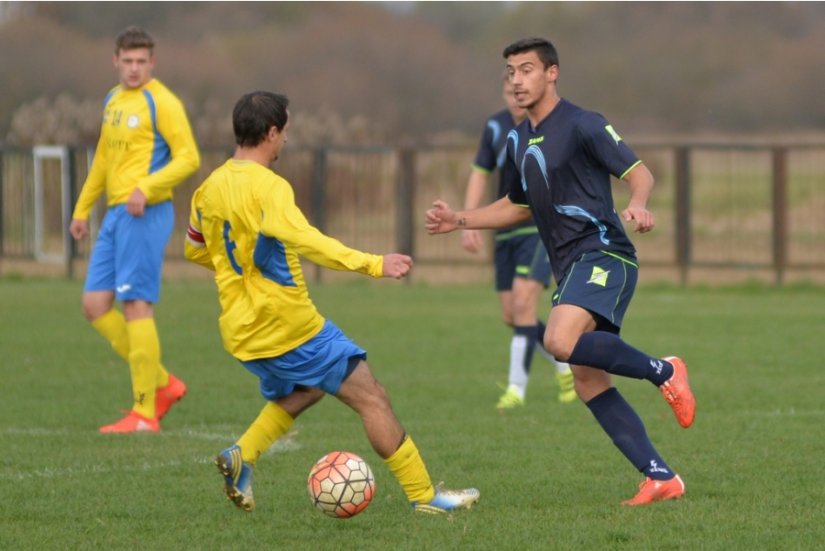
[91,309,130,360]
[91,309,170,389]
[384,436,435,503]
[126,318,162,419]
[237,402,294,464]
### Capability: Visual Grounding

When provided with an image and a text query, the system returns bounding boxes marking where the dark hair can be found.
[115,26,154,54]
[502,38,559,69]
[233,91,290,147]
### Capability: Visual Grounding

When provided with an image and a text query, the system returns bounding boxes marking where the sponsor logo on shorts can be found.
[587,266,609,287]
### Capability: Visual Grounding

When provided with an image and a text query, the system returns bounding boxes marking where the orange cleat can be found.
[155,373,187,420]
[659,356,695,428]
[622,475,685,506]
[99,410,159,434]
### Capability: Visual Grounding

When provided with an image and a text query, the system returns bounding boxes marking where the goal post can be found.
[32,145,75,275]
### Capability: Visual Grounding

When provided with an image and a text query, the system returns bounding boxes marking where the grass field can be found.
[2,277,825,550]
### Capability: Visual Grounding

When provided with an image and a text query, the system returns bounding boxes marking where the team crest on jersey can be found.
[127,114,140,128]
[587,266,609,287]
[605,125,622,144]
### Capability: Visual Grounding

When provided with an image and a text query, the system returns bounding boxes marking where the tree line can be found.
[2,2,824,147]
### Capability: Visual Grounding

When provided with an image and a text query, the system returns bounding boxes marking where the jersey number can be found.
[223,221,243,275]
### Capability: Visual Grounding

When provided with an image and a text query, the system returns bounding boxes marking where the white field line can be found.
[0,427,301,481]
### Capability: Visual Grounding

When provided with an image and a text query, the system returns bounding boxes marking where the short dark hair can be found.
[115,26,154,54]
[503,38,559,69]
[233,91,290,147]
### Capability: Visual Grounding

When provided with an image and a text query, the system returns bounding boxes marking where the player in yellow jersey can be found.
[185,90,479,514]
[69,26,200,433]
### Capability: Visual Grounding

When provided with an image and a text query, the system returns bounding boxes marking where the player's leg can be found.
[82,209,129,356]
[524,239,575,403]
[549,307,683,503]
[574,360,684,505]
[544,254,688,504]
[336,359,479,513]
[100,203,179,432]
[80,207,152,432]
[216,387,323,512]
[494,236,530,410]
[546,252,695,429]
[85,287,182,420]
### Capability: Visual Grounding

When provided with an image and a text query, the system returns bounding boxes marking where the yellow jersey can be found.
[185,159,384,360]
[73,78,200,219]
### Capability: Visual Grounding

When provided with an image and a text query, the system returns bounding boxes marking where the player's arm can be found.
[69,137,108,239]
[262,185,389,278]
[426,195,530,235]
[137,94,201,201]
[461,168,489,254]
[183,189,215,271]
[620,162,655,233]
[581,113,655,233]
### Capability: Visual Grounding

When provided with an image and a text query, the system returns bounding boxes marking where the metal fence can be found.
[2,142,825,284]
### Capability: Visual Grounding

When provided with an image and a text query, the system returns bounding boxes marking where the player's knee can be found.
[543,331,575,362]
[82,299,107,322]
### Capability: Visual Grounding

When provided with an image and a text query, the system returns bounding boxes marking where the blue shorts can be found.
[84,201,174,303]
[552,250,638,333]
[494,229,552,291]
[241,320,366,401]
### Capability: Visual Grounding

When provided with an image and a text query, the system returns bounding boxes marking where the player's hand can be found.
[382,254,413,279]
[461,229,483,254]
[69,219,88,240]
[425,200,458,234]
[622,205,655,233]
[127,188,148,217]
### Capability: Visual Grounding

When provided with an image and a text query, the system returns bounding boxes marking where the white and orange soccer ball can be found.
[307,451,375,518]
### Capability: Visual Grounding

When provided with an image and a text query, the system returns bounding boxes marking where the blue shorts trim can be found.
[241,320,366,401]
[494,231,551,291]
[552,251,637,332]
[84,201,174,303]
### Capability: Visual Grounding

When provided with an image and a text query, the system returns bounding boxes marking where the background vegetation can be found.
[2,2,825,146]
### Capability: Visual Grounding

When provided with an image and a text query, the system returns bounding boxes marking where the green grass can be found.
[2,278,825,550]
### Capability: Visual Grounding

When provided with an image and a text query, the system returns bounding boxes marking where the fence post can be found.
[674,146,691,286]
[311,147,328,283]
[64,147,77,279]
[771,147,788,285]
[395,148,415,283]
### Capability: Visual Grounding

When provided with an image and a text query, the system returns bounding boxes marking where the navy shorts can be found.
[552,250,638,333]
[241,320,366,401]
[494,229,552,291]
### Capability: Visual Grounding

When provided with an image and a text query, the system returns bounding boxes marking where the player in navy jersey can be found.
[461,78,575,410]
[427,37,696,506]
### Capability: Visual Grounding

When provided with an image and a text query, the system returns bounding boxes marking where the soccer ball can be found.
[307,451,375,518]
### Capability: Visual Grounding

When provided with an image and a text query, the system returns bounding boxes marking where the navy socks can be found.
[568,331,673,386]
[586,388,674,480]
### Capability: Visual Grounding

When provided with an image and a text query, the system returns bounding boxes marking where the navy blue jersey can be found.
[473,109,534,233]
[505,99,641,283]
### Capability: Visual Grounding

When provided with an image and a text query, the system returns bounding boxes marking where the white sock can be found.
[536,341,572,374]
[508,335,529,398]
